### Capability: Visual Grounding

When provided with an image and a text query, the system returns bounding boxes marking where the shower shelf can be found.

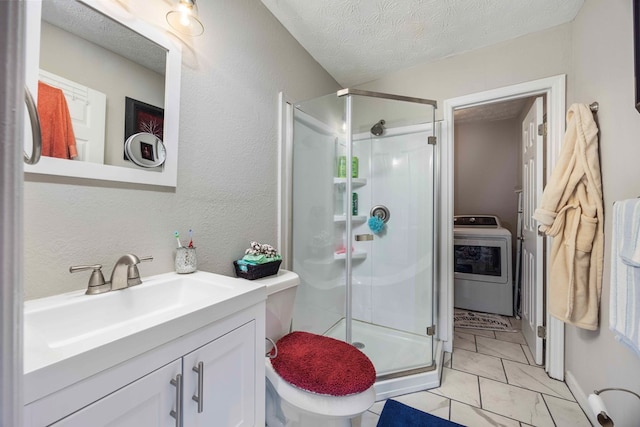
[333,215,367,223]
[333,177,367,188]
[333,251,367,261]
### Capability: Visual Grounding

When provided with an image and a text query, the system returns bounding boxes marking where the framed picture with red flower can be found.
[124,97,164,160]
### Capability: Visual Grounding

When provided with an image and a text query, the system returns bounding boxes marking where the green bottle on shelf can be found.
[338,156,346,178]
[337,156,359,178]
[352,192,358,215]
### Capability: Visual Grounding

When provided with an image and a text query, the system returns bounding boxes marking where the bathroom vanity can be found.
[23,272,266,426]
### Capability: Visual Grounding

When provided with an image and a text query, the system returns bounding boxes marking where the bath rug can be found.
[270,331,375,396]
[453,309,516,331]
[377,399,465,427]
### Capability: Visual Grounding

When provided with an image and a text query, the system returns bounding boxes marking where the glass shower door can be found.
[290,93,347,336]
[291,89,438,382]
[363,123,436,379]
[326,92,438,379]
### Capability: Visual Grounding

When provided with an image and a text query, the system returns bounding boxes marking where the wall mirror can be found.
[24,0,182,187]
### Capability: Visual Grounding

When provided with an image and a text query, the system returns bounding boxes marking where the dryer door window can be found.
[454,244,501,276]
[453,237,509,284]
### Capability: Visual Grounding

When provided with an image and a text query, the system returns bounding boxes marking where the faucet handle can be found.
[127,256,153,287]
[70,264,110,295]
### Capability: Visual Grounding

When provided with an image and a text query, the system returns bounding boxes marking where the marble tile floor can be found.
[355,317,593,427]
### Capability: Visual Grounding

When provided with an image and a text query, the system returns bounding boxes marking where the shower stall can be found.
[289,88,440,399]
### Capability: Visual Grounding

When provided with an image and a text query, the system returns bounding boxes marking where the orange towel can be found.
[37,81,78,159]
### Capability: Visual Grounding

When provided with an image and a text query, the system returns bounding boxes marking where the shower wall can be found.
[292,109,435,338]
[351,127,434,335]
[291,109,345,334]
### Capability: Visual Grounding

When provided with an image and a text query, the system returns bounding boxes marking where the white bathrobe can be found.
[532,104,603,330]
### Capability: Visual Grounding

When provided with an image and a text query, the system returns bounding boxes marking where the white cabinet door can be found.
[183,321,256,427]
[51,360,181,427]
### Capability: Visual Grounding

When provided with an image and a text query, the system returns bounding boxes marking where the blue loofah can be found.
[368,216,385,234]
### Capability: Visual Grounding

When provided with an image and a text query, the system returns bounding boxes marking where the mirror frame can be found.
[24,0,182,187]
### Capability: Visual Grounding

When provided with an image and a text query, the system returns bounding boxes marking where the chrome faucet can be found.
[71,254,153,295]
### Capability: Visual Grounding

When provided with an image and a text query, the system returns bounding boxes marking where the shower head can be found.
[371,120,385,136]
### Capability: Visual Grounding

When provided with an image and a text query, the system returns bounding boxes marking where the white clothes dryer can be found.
[454,215,513,316]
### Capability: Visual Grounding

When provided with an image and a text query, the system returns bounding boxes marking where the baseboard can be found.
[565,370,598,426]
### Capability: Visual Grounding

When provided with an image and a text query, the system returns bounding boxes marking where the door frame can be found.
[441,74,566,380]
[1,1,26,425]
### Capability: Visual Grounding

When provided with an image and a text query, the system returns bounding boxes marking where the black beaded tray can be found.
[233,259,282,280]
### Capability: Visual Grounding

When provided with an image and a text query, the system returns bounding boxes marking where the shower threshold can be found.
[324,318,434,379]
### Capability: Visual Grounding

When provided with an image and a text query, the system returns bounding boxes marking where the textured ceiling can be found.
[41,0,166,75]
[260,0,584,87]
[454,97,531,124]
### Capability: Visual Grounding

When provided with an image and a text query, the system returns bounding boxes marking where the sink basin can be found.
[26,273,236,353]
[24,270,266,404]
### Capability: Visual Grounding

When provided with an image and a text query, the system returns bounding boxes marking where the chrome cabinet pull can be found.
[192,361,204,413]
[170,373,183,427]
[24,85,42,165]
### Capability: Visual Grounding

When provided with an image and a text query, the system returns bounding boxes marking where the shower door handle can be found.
[355,234,373,241]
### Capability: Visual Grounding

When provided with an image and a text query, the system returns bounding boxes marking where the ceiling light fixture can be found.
[166,0,204,36]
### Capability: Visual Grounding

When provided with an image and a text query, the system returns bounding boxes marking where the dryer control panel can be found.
[454,215,501,228]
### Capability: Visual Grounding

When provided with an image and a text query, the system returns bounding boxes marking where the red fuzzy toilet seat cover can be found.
[270,331,376,396]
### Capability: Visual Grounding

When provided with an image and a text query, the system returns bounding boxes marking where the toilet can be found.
[257,270,376,427]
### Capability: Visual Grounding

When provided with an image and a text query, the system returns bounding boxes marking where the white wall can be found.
[454,118,520,240]
[567,1,640,425]
[356,24,573,120]
[23,0,340,299]
[357,2,640,424]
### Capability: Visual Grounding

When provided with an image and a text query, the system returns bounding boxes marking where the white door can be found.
[50,360,180,427]
[39,70,107,164]
[521,97,545,364]
[183,321,256,426]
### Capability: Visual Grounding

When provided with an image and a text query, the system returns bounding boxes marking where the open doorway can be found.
[453,95,548,362]
[453,96,540,315]
[441,75,566,380]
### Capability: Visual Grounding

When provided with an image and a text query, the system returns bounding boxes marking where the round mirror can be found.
[124,132,166,168]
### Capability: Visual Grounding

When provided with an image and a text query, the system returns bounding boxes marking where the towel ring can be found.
[24,85,42,165]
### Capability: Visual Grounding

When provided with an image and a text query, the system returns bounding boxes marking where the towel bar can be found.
[590,102,599,112]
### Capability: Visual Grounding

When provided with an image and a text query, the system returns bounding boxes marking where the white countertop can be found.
[23,271,266,404]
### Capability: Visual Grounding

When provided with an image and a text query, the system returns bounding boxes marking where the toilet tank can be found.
[255,270,299,341]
